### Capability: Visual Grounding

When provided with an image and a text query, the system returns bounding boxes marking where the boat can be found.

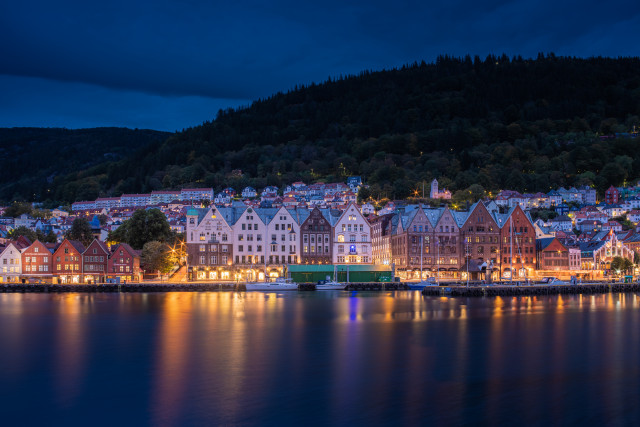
[245,277,299,291]
[316,279,348,290]
[407,278,438,290]
[539,277,569,286]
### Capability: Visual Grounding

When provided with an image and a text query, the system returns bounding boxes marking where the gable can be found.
[434,208,459,231]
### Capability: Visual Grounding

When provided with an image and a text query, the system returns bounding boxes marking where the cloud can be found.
[0,75,249,131]
[0,0,639,129]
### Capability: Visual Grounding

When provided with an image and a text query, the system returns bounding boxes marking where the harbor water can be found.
[1,291,639,425]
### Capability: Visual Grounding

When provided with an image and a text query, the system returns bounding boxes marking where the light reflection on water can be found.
[0,291,640,425]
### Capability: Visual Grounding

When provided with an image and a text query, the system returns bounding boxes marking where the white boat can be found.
[316,279,348,290]
[245,277,299,291]
[407,278,438,290]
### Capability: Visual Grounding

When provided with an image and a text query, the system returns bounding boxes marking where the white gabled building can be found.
[241,186,257,198]
[186,206,235,281]
[231,206,265,268]
[0,242,22,283]
[264,207,301,267]
[214,192,232,205]
[333,203,372,264]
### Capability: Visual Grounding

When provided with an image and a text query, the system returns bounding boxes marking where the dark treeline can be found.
[10,54,640,203]
[0,127,169,206]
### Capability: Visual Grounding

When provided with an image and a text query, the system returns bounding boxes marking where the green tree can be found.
[141,241,174,276]
[4,202,33,218]
[109,209,172,250]
[357,186,371,204]
[8,226,37,242]
[67,217,94,246]
[610,256,634,274]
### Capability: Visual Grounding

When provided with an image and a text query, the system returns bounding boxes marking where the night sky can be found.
[2,0,639,131]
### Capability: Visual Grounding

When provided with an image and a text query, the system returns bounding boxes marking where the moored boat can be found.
[408,278,438,290]
[316,279,348,290]
[245,277,298,291]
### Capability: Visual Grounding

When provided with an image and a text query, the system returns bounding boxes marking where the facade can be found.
[498,206,537,279]
[21,240,54,283]
[0,243,22,283]
[461,203,501,280]
[300,207,334,264]
[52,239,85,284]
[181,188,214,201]
[536,238,572,272]
[232,206,265,272]
[83,239,110,283]
[149,191,180,204]
[605,186,620,204]
[370,214,394,266]
[579,230,634,275]
[107,243,141,282]
[186,207,234,281]
[265,207,300,267]
[333,203,372,264]
[430,179,452,200]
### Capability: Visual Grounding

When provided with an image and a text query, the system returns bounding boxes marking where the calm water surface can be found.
[1,291,640,426]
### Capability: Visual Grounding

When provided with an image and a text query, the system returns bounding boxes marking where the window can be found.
[238,245,243,252]
[338,245,344,253]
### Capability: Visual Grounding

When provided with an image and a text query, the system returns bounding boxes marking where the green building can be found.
[288,264,393,283]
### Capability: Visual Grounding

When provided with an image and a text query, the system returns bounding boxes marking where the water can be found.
[1,291,640,426]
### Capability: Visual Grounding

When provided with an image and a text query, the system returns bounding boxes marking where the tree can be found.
[108,209,172,250]
[67,217,94,246]
[8,226,37,242]
[610,256,633,274]
[141,241,174,276]
[357,186,371,204]
[4,202,33,218]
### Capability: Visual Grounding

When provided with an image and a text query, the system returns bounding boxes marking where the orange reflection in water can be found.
[54,294,89,408]
[151,293,194,427]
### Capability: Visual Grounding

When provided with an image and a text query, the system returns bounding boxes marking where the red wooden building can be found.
[108,243,142,282]
[83,239,110,283]
[21,240,54,283]
[53,239,85,284]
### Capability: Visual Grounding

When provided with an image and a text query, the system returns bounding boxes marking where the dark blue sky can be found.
[2,0,639,131]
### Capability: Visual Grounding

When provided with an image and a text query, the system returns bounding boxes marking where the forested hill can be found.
[19,55,640,204]
[0,127,169,205]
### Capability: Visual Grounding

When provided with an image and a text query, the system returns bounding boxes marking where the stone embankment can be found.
[0,282,408,293]
[420,283,640,297]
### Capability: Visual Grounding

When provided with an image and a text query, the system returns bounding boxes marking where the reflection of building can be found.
[430,179,451,200]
